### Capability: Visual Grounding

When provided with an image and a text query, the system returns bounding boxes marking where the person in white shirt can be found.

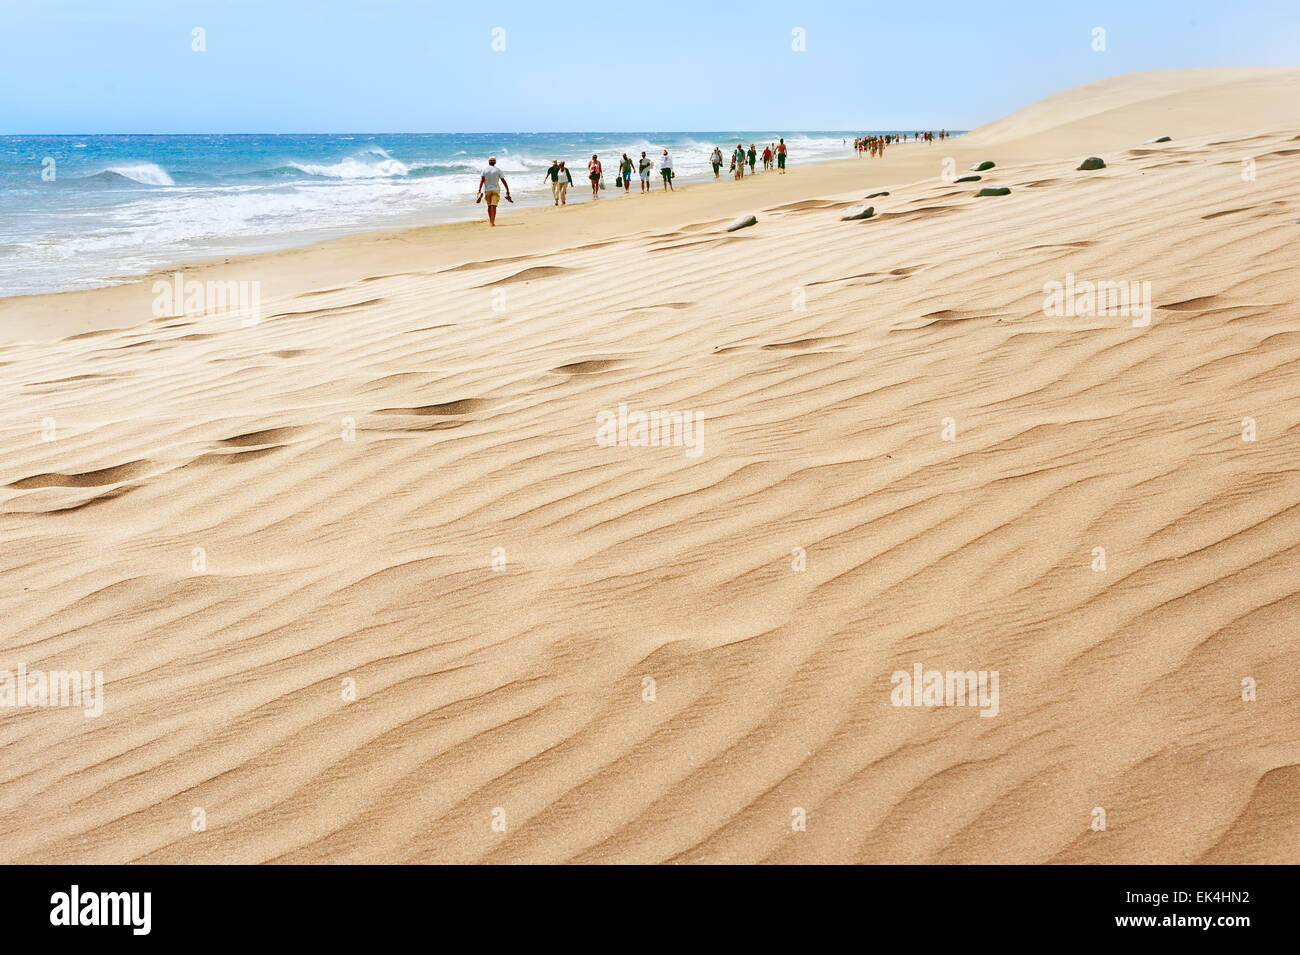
[660,150,674,191]
[556,161,573,204]
[476,156,512,226]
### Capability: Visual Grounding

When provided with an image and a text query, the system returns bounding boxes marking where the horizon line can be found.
[0,128,969,138]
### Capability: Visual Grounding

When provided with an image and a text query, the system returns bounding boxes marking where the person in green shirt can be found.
[543,160,562,205]
[638,151,653,193]
[619,153,634,193]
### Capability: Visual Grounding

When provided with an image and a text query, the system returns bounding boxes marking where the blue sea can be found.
[0,131,897,298]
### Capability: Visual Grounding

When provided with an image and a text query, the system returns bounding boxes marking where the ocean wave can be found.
[84,163,175,186]
[285,147,410,179]
[287,156,410,178]
[228,165,309,181]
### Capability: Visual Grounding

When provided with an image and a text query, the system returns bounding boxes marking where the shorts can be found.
[712,161,721,173]
[640,169,650,180]
[777,154,786,168]
[661,169,672,179]
[484,190,500,206]
[622,171,631,183]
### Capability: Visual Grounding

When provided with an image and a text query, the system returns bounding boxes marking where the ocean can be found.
[0,131,915,298]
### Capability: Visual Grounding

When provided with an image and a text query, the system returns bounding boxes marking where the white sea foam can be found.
[99,163,175,186]
[288,148,410,179]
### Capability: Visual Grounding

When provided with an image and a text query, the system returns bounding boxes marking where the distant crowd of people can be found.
[852,130,947,157]
[475,139,791,223]
[475,129,955,224]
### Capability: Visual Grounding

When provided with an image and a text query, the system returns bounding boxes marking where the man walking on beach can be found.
[660,149,674,191]
[476,156,512,225]
[619,153,634,193]
[777,138,787,173]
[711,146,723,178]
[638,151,653,192]
[544,160,562,205]
[734,143,745,179]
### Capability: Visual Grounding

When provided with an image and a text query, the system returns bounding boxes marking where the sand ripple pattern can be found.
[1,87,1298,863]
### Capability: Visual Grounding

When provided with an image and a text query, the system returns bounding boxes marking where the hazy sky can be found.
[2,0,1297,133]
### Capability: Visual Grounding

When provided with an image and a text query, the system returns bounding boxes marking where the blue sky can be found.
[2,0,1297,133]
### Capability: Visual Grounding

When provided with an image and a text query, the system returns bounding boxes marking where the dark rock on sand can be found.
[841,205,875,220]
[866,191,890,198]
[971,161,996,171]
[1143,136,1172,144]
[954,175,981,183]
[1077,157,1106,170]
[976,186,1011,197]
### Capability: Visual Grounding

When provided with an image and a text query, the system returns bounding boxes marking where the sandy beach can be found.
[1,66,1298,864]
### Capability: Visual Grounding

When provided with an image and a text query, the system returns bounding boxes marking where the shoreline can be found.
[1,131,946,305]
[0,143,969,343]
[10,62,1297,343]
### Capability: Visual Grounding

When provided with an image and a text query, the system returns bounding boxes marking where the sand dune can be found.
[1,68,1298,863]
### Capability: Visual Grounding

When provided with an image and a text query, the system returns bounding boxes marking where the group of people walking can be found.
[852,130,947,157]
[539,149,678,205]
[855,135,892,158]
[476,138,792,224]
[709,140,788,179]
